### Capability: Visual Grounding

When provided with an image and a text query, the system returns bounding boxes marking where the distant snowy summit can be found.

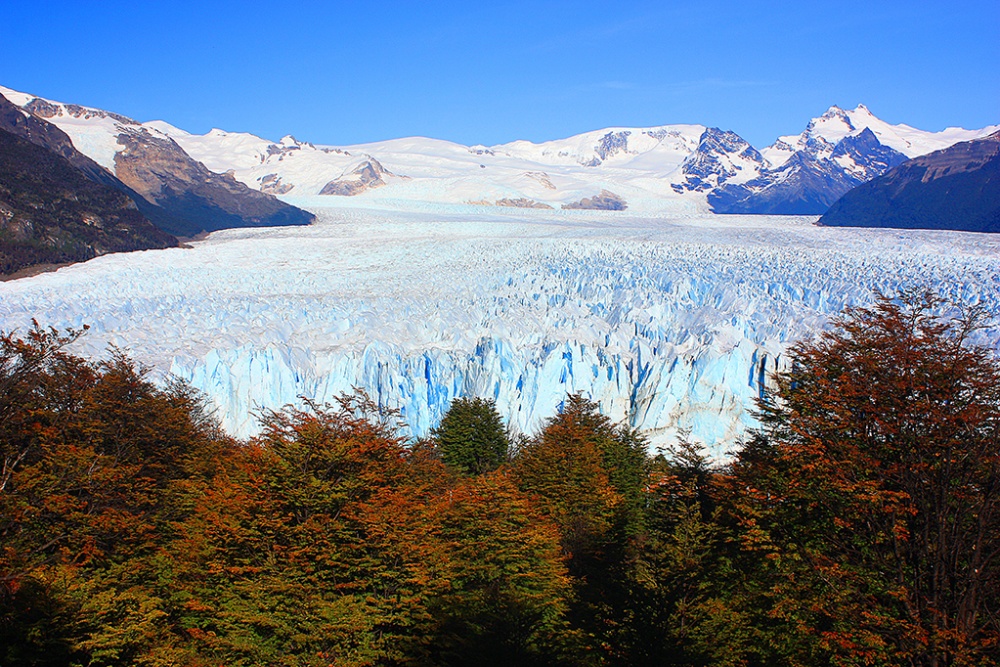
[2,84,996,216]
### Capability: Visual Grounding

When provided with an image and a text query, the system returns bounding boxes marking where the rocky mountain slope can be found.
[705,104,995,215]
[0,87,314,237]
[111,127,314,237]
[819,131,1000,233]
[0,124,176,276]
[708,126,910,214]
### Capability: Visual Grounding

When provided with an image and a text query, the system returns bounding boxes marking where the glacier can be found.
[1,202,998,458]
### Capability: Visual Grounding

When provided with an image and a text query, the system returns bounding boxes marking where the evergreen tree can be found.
[615,438,725,667]
[433,397,510,475]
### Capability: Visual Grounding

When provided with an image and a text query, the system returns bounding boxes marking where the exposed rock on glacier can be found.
[562,190,628,210]
[320,158,402,196]
[1,205,997,458]
[468,198,554,209]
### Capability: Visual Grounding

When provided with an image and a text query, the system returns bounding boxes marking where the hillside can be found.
[0,126,176,276]
[0,87,315,238]
[819,131,1000,233]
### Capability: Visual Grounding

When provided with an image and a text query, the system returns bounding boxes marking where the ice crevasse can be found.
[2,207,998,459]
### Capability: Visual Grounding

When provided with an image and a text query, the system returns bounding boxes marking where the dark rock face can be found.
[113,129,314,236]
[0,127,177,276]
[673,128,766,193]
[258,173,294,195]
[595,131,631,162]
[819,132,1000,233]
[3,92,315,238]
[2,95,189,232]
[562,190,628,211]
[710,152,859,215]
[575,131,634,167]
[831,128,909,181]
[709,128,908,215]
[25,97,138,125]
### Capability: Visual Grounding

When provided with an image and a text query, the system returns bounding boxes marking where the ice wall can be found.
[2,206,998,458]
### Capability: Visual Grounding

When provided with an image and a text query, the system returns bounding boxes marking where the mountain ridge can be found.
[0,114,177,275]
[818,131,1000,233]
[2,84,996,217]
[0,86,315,237]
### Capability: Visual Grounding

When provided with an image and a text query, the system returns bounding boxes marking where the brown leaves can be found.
[733,291,1000,665]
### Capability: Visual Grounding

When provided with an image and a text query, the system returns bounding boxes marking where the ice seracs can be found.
[2,205,996,459]
[1,85,998,456]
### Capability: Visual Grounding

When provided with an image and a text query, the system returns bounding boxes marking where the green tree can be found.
[512,394,649,662]
[615,438,726,667]
[433,397,510,475]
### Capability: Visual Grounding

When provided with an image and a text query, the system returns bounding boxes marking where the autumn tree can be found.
[0,324,222,666]
[368,469,583,666]
[433,397,510,475]
[512,394,649,660]
[0,322,91,494]
[152,395,415,666]
[721,292,1000,666]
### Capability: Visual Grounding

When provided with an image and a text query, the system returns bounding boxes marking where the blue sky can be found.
[2,0,997,147]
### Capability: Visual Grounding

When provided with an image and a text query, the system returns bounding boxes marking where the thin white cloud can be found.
[571,81,637,93]
[660,78,779,94]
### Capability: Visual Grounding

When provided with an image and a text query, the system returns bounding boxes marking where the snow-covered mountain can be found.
[0,86,313,237]
[708,105,999,215]
[820,130,1000,233]
[762,104,990,165]
[3,84,994,215]
[155,109,997,215]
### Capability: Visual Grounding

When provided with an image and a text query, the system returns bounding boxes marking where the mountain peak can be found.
[820,130,1000,233]
[820,105,852,121]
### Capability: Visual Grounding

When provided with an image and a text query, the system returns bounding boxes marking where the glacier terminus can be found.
[1,202,997,458]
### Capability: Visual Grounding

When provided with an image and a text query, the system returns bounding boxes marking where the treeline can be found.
[1,292,999,666]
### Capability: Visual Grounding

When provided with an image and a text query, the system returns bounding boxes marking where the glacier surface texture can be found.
[1,203,998,458]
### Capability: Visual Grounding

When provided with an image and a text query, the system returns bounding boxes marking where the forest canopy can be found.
[1,292,998,666]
